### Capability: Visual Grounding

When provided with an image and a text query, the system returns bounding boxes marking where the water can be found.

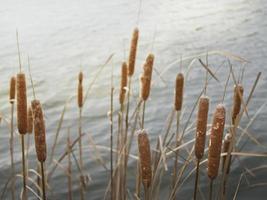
[0,0,267,199]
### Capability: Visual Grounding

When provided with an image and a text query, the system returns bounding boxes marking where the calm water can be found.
[0,0,267,199]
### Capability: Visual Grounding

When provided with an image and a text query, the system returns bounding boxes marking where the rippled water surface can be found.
[0,0,267,199]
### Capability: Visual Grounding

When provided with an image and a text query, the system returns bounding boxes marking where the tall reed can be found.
[138,130,152,200]
[207,104,225,200]
[173,73,184,188]
[193,96,209,200]
[9,76,16,200]
[32,100,47,200]
[222,133,232,196]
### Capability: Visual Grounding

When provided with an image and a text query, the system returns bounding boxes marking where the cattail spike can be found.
[195,96,209,160]
[17,73,28,134]
[78,71,83,108]
[174,73,184,111]
[137,130,152,188]
[128,28,139,76]
[232,84,244,124]
[32,100,47,162]
[9,76,16,104]
[208,104,226,180]
[119,62,128,104]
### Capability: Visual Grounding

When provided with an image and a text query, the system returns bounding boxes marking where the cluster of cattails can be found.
[140,54,154,101]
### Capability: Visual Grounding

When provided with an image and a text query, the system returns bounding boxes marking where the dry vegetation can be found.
[0,29,266,200]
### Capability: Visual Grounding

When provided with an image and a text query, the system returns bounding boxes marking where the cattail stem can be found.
[193,160,200,200]
[10,104,15,200]
[40,162,46,200]
[209,179,213,200]
[67,130,72,200]
[173,111,181,188]
[21,135,27,200]
[78,108,83,169]
[110,85,114,200]
[141,101,146,129]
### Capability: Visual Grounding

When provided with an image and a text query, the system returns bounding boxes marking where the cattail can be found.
[232,84,244,124]
[195,96,209,160]
[119,62,128,104]
[222,133,232,174]
[137,130,152,188]
[128,28,139,76]
[32,100,47,162]
[27,107,33,134]
[207,104,226,180]
[140,54,154,101]
[9,76,16,104]
[174,73,184,111]
[78,71,83,108]
[17,73,27,134]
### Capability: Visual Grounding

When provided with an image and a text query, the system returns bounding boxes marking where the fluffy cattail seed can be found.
[222,133,232,174]
[195,96,209,160]
[32,100,47,162]
[207,104,226,180]
[17,73,27,134]
[174,73,184,111]
[9,76,16,103]
[128,28,139,76]
[140,54,154,101]
[78,71,83,108]
[27,107,33,134]
[232,84,244,124]
[137,130,152,188]
[119,62,128,104]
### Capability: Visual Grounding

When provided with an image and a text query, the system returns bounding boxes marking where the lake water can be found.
[0,0,267,199]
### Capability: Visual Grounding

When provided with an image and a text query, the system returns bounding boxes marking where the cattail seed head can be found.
[32,100,47,162]
[232,84,244,124]
[78,71,83,108]
[195,96,209,160]
[128,28,139,76]
[140,54,154,101]
[119,62,128,104]
[208,104,226,180]
[27,106,33,134]
[174,73,184,111]
[137,130,152,188]
[16,73,28,134]
[9,76,16,104]
[222,133,232,174]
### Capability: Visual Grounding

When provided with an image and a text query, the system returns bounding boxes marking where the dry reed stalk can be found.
[222,133,232,196]
[119,62,128,105]
[174,73,184,111]
[9,76,16,200]
[31,100,47,200]
[17,72,28,199]
[67,132,73,200]
[128,28,139,77]
[193,96,209,200]
[208,104,225,179]
[137,130,152,198]
[9,76,16,104]
[27,107,33,134]
[232,84,244,124]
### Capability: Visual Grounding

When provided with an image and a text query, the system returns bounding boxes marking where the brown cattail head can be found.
[195,96,209,160]
[16,73,28,134]
[128,27,139,76]
[232,84,244,124]
[78,71,83,108]
[137,130,152,188]
[207,104,226,180]
[9,76,16,104]
[140,54,154,101]
[27,106,33,134]
[32,100,47,162]
[222,133,232,174]
[174,73,184,111]
[119,62,128,104]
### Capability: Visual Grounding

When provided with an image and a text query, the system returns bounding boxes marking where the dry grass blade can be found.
[198,59,220,83]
